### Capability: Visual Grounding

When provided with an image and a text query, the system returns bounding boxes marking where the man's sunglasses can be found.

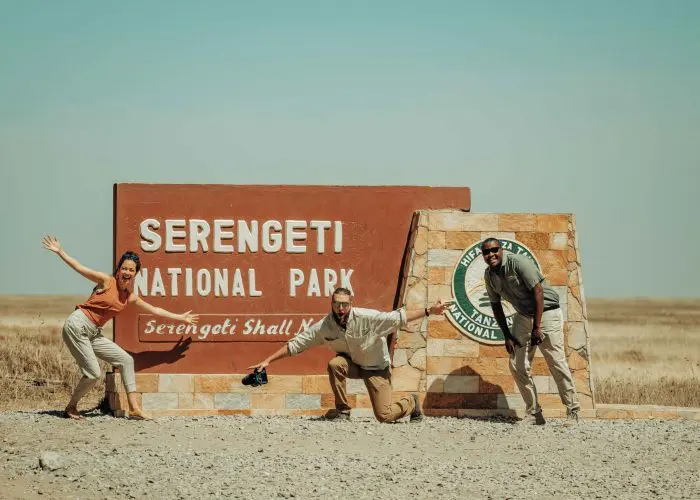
[482,247,501,255]
[332,301,352,308]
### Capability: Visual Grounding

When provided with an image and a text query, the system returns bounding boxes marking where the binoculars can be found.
[242,368,268,387]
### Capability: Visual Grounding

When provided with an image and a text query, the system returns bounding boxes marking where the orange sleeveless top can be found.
[77,276,130,327]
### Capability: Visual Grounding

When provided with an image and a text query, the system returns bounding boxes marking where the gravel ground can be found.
[1,411,698,499]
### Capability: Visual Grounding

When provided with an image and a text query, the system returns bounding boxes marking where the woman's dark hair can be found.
[114,251,141,275]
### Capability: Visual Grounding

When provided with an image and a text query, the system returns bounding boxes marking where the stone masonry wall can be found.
[390,210,594,418]
[107,210,593,418]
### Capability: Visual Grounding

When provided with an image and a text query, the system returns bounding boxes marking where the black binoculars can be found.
[242,368,268,387]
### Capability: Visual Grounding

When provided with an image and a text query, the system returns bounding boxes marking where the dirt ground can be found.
[1,411,698,500]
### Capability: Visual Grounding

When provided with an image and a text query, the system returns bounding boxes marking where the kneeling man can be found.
[249,287,449,422]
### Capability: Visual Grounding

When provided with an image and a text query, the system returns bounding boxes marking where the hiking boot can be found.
[563,409,580,427]
[410,394,424,422]
[325,410,351,421]
[519,410,546,426]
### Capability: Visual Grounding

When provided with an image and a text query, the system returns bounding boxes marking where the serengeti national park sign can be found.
[113,184,471,375]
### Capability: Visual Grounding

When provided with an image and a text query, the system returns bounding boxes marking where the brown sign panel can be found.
[114,184,470,374]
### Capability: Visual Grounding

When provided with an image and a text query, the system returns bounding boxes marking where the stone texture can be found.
[427,249,463,267]
[428,267,450,285]
[392,348,408,367]
[536,214,569,232]
[443,375,479,393]
[302,375,332,394]
[442,339,479,357]
[444,231,482,250]
[396,331,426,349]
[461,358,511,376]
[534,376,557,394]
[428,284,452,304]
[497,394,526,409]
[428,231,446,249]
[392,364,423,391]
[193,393,214,409]
[479,232,515,241]
[214,393,250,409]
[568,291,584,321]
[479,375,516,393]
[285,394,321,409]
[567,322,587,351]
[252,393,286,409]
[143,393,178,410]
[39,452,63,471]
[498,214,537,232]
[135,373,159,393]
[428,319,462,339]
[426,356,465,375]
[429,212,498,231]
[530,358,551,376]
[413,226,428,255]
[347,379,368,394]
[478,345,509,358]
[408,349,426,370]
[427,339,444,357]
[194,375,235,393]
[567,350,588,370]
[426,375,445,392]
[514,232,551,250]
[178,393,194,409]
[539,250,568,285]
[159,374,194,393]
[405,280,427,308]
[410,254,426,280]
[550,232,568,250]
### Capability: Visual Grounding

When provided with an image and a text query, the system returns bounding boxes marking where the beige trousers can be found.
[327,354,414,423]
[62,309,136,402]
[509,308,580,415]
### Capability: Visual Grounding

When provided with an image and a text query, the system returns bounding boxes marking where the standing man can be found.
[481,237,580,426]
[249,287,450,423]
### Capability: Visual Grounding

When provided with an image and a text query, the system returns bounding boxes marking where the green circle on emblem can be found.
[447,239,541,345]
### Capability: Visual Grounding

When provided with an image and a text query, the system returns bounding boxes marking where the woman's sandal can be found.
[128,410,152,421]
[62,409,83,420]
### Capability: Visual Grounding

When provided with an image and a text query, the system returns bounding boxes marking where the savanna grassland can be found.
[1,296,698,410]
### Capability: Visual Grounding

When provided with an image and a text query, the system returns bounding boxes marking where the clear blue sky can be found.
[1,1,698,297]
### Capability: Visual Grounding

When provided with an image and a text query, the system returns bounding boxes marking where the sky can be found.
[1,0,698,297]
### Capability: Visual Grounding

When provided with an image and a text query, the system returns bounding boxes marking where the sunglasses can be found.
[332,301,352,308]
[482,247,501,255]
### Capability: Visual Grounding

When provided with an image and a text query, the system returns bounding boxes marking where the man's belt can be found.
[544,304,560,312]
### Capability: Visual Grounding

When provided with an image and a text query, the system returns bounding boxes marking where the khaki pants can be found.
[509,308,580,415]
[62,309,136,402]
[327,354,414,423]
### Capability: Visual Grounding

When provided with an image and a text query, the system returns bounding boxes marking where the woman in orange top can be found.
[42,235,199,420]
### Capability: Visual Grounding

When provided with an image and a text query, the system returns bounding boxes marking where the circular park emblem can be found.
[446,239,541,345]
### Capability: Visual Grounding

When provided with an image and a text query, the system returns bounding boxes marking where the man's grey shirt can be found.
[287,307,407,370]
[484,252,559,317]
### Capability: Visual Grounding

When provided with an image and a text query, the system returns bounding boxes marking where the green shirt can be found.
[484,252,559,317]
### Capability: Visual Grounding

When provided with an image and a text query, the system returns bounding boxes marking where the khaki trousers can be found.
[509,308,580,415]
[327,354,414,423]
[62,309,136,402]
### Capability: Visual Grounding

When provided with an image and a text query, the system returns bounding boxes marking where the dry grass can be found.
[0,295,111,411]
[1,296,699,410]
[588,298,700,407]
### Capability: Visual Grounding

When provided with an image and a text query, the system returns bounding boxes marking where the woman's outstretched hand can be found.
[180,311,199,325]
[42,235,63,254]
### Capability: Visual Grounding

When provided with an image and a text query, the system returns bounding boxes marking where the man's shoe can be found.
[563,409,580,427]
[410,394,423,422]
[519,410,546,425]
[325,410,351,421]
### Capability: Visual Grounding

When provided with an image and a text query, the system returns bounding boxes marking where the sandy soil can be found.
[1,411,698,500]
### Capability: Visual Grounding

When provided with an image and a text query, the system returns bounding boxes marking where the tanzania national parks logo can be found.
[446,239,541,345]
